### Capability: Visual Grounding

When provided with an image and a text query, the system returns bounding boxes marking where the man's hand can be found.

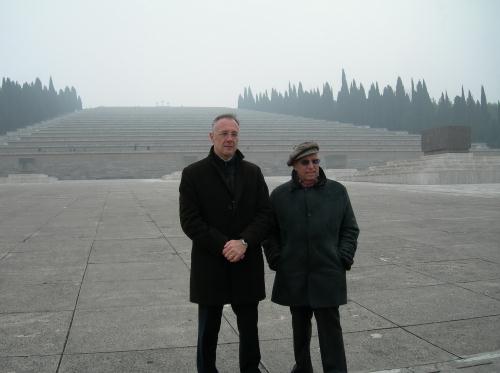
[222,240,247,262]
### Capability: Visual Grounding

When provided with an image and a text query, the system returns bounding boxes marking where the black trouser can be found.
[197,303,261,373]
[290,306,347,373]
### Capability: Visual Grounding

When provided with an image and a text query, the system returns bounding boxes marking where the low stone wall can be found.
[344,153,500,184]
[3,152,498,184]
[324,169,358,180]
[0,174,58,184]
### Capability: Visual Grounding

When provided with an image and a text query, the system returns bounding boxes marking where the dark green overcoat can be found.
[264,168,359,308]
[179,147,272,305]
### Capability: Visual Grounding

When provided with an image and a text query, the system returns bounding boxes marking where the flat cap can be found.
[287,141,320,166]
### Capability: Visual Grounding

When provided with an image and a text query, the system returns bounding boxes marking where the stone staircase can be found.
[0,107,423,179]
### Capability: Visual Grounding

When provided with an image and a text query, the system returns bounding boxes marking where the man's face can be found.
[210,118,239,160]
[293,153,320,183]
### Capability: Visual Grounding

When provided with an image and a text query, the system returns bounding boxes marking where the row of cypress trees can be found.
[238,70,500,148]
[0,77,82,135]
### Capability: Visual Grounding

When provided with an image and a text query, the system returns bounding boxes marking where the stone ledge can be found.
[344,153,500,184]
[0,173,59,184]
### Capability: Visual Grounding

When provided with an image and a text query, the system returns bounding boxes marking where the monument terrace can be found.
[1,108,500,371]
[0,107,422,179]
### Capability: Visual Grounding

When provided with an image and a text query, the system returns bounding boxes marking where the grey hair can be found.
[212,113,240,127]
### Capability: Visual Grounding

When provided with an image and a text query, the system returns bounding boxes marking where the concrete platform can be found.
[1,179,500,372]
[342,153,500,184]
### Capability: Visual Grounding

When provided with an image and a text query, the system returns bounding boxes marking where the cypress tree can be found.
[407,79,418,132]
[312,88,322,119]
[381,85,396,130]
[262,90,271,111]
[283,91,290,115]
[465,90,480,141]
[435,92,452,127]
[452,87,467,126]
[421,80,435,131]
[358,83,367,125]
[495,101,500,147]
[48,76,58,117]
[348,80,358,123]
[297,82,305,115]
[366,82,382,128]
[321,82,334,120]
[247,87,256,108]
[394,77,410,131]
[241,87,249,108]
[70,87,81,111]
[479,86,491,142]
[288,83,298,115]
[0,77,82,135]
[270,88,279,112]
[0,81,5,134]
[337,69,350,122]
[235,73,498,145]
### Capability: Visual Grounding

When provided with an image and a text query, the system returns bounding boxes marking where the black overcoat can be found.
[179,147,272,305]
[264,168,359,308]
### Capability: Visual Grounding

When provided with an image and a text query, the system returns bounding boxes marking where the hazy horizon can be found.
[2,0,499,108]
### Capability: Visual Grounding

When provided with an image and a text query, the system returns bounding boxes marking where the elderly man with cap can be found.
[264,141,359,373]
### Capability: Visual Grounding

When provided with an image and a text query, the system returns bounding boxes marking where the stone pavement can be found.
[1,178,499,373]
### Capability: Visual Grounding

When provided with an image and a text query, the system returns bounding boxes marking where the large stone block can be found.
[421,125,471,154]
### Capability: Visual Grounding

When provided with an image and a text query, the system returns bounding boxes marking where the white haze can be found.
[1,0,499,108]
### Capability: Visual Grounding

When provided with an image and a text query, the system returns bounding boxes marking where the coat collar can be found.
[209,146,244,163]
[208,146,245,199]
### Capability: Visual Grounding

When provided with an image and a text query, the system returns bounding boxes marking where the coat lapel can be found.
[209,158,233,197]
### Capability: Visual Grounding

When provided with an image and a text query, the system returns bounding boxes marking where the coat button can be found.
[307,212,312,217]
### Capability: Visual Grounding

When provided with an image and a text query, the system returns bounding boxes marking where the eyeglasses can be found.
[216,131,239,138]
[299,158,320,166]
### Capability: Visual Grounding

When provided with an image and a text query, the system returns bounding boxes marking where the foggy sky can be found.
[2,0,499,108]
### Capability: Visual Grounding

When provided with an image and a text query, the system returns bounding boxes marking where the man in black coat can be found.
[264,141,359,373]
[179,113,272,373]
